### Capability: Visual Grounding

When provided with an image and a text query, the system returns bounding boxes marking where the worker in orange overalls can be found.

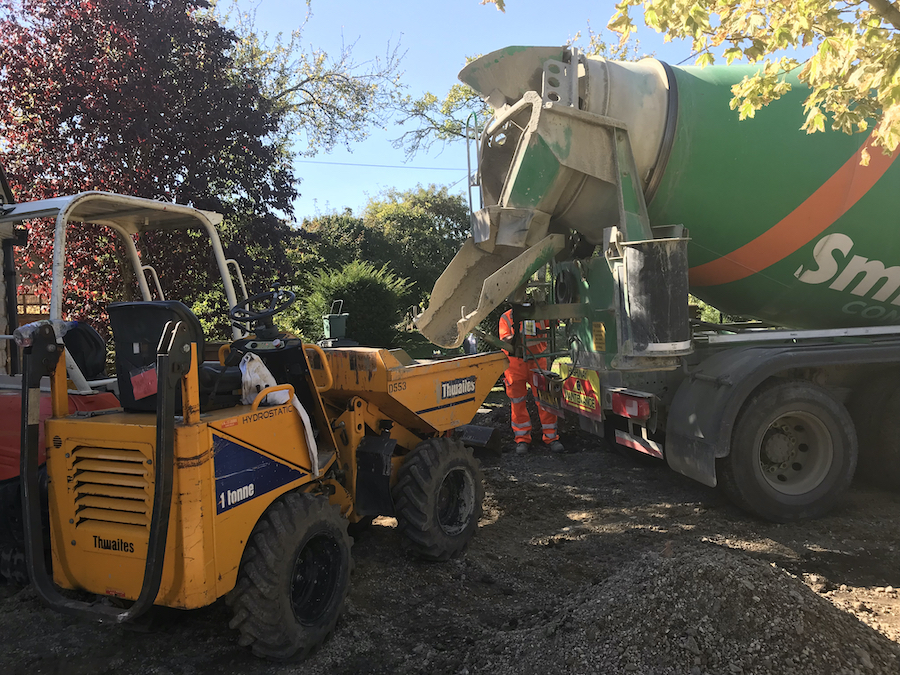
[499,308,564,455]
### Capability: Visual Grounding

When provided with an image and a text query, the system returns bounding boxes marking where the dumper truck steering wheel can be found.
[229,287,296,324]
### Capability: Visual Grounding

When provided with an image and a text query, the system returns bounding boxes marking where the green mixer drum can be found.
[648,65,900,328]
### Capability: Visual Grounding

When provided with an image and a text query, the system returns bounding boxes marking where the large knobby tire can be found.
[0,547,26,585]
[392,437,484,561]
[0,475,49,585]
[226,491,352,661]
[0,479,27,584]
[718,379,857,523]
[848,373,900,489]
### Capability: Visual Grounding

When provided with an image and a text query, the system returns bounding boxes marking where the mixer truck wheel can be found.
[392,438,484,561]
[718,379,857,523]
[227,491,352,661]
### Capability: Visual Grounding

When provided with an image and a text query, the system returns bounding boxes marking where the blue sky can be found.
[235,1,696,221]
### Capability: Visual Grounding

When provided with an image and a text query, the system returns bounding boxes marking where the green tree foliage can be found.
[361,185,470,301]
[606,0,900,161]
[293,210,389,282]
[294,261,411,347]
[293,185,469,306]
[392,83,490,160]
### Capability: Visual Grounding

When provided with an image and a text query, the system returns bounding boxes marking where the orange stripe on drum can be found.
[689,134,897,287]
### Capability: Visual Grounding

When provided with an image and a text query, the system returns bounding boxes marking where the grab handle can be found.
[303,343,334,393]
[250,384,296,411]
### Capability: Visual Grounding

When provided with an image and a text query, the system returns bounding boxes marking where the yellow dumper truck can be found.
[10,192,506,660]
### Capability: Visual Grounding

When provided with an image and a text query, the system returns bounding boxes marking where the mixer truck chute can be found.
[419,45,900,522]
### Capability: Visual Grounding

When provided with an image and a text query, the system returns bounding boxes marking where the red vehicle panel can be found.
[0,391,119,481]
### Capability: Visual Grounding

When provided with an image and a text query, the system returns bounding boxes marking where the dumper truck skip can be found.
[417,45,900,522]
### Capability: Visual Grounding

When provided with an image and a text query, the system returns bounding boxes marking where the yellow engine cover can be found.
[45,402,319,608]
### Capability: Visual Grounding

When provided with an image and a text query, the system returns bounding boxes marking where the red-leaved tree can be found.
[0,0,297,330]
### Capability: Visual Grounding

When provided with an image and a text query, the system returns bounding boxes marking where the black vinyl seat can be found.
[108,301,241,412]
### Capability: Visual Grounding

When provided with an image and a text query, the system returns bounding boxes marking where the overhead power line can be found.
[294,159,464,171]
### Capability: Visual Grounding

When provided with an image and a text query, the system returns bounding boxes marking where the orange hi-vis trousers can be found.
[504,355,559,445]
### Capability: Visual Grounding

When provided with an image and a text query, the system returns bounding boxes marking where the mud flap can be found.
[355,436,397,517]
[455,424,501,465]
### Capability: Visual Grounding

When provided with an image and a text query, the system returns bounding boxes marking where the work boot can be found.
[515,442,529,455]
[549,440,565,453]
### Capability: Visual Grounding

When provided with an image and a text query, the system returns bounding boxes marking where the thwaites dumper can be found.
[13,192,507,659]
[418,45,900,523]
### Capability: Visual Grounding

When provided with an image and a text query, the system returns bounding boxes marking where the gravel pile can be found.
[305,543,900,675]
[455,545,900,675]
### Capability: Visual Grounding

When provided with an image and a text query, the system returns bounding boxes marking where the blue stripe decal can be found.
[415,397,476,415]
[213,434,306,514]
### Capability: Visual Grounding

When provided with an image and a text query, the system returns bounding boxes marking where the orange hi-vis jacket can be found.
[498,310,548,357]
[499,309,558,445]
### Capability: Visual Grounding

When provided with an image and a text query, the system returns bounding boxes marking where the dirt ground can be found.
[1,390,899,675]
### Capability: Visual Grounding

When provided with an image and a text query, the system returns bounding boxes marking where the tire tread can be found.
[226,491,352,661]
[392,437,484,561]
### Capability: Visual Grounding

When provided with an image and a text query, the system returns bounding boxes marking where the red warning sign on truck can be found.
[559,365,602,420]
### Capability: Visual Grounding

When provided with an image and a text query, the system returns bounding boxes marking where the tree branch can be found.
[866,0,900,31]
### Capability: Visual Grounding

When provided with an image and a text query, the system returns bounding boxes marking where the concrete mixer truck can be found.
[416,45,900,523]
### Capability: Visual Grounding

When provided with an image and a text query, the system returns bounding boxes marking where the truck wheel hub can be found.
[761,425,796,467]
[756,412,835,496]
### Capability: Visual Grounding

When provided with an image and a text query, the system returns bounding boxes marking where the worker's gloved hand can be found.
[502,327,523,355]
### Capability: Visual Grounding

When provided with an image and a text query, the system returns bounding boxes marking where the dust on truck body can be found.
[417,45,900,522]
